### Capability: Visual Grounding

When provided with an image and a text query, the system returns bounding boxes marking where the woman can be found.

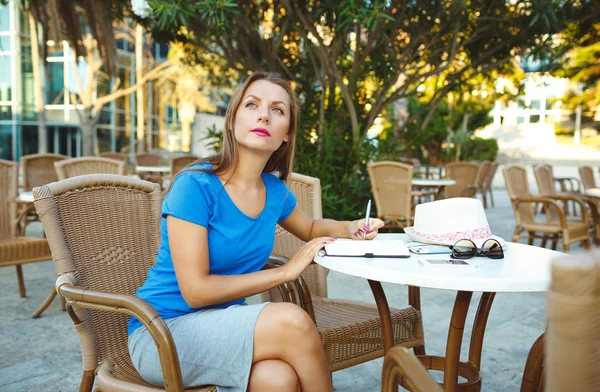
[128,71,384,392]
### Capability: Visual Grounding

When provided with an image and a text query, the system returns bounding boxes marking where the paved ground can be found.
[0,162,598,392]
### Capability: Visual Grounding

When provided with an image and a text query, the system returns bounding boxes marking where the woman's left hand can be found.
[347,218,385,240]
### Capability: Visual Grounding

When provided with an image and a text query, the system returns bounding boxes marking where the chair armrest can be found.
[263,256,316,324]
[513,196,568,227]
[545,194,589,224]
[14,202,37,236]
[55,274,185,392]
[382,346,442,392]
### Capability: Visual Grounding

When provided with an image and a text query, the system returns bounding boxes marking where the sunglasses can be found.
[449,238,504,260]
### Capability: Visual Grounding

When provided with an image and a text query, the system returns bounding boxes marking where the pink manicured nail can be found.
[322,241,327,244]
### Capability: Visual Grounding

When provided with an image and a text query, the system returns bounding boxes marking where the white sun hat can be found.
[404,197,506,248]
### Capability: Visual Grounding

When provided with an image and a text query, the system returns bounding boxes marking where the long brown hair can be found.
[165,71,299,195]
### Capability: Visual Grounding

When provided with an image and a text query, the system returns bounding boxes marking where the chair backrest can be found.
[135,153,161,167]
[367,161,414,221]
[579,166,596,190]
[483,162,499,189]
[534,165,555,196]
[503,165,536,224]
[33,175,162,381]
[21,153,69,191]
[444,162,480,198]
[99,152,129,163]
[0,159,18,237]
[271,172,328,297]
[546,252,600,391]
[54,157,126,180]
[170,156,199,177]
[475,161,492,189]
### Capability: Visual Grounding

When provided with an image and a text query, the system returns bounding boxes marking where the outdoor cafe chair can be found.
[170,155,199,178]
[33,174,309,391]
[534,164,600,246]
[135,153,164,184]
[0,159,54,317]
[578,165,597,190]
[266,172,425,373]
[483,162,500,207]
[381,346,442,392]
[54,157,126,180]
[473,161,493,208]
[503,165,590,252]
[367,161,423,230]
[99,152,129,163]
[443,161,481,199]
[21,153,69,191]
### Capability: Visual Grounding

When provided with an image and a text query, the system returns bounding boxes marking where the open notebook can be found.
[323,239,410,258]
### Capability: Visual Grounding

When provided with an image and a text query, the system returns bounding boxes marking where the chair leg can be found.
[540,235,548,249]
[32,288,58,318]
[527,231,535,246]
[550,234,558,251]
[512,227,522,243]
[79,370,95,392]
[582,239,591,251]
[16,265,26,297]
[563,243,570,252]
[488,188,495,207]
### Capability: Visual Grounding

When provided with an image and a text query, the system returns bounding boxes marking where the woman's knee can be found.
[248,359,299,392]
[266,302,319,339]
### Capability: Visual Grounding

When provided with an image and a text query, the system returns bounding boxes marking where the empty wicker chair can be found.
[268,172,424,373]
[0,159,54,317]
[99,152,129,163]
[170,155,199,177]
[473,161,493,208]
[54,157,126,180]
[33,174,304,392]
[382,346,442,392]
[579,165,597,191]
[535,165,600,246]
[135,153,164,184]
[367,161,420,230]
[545,252,600,391]
[21,153,69,191]
[503,165,590,252]
[483,162,500,207]
[444,162,481,199]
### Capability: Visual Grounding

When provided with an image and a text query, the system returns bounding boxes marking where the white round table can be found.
[314,233,562,392]
[135,165,171,173]
[412,178,456,200]
[585,188,600,198]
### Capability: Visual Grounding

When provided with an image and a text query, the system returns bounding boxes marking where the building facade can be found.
[0,0,180,161]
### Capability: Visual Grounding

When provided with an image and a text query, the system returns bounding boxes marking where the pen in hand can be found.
[363,199,371,239]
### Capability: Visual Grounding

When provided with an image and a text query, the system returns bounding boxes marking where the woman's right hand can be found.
[283,237,336,281]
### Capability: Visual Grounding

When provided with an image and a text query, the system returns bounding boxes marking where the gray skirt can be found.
[128,302,270,392]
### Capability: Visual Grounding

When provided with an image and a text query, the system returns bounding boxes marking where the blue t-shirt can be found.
[128,164,297,335]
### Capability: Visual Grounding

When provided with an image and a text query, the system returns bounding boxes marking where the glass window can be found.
[20,36,31,56]
[20,56,34,106]
[46,108,64,121]
[20,125,38,156]
[0,123,12,159]
[18,6,29,35]
[0,35,10,52]
[47,40,64,57]
[0,104,11,119]
[20,104,35,120]
[0,4,10,32]
[115,129,130,153]
[530,100,541,110]
[46,61,65,104]
[67,59,88,96]
[0,55,12,100]
[96,127,111,153]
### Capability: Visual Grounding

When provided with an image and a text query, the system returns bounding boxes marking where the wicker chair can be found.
[0,159,54,317]
[481,162,499,207]
[99,152,129,163]
[535,165,600,245]
[135,153,164,184]
[170,156,199,178]
[444,162,481,199]
[503,165,590,252]
[33,174,304,391]
[21,153,69,191]
[545,252,600,391]
[268,172,425,373]
[54,157,126,180]
[382,346,442,392]
[367,161,421,230]
[473,161,492,208]
[579,165,597,191]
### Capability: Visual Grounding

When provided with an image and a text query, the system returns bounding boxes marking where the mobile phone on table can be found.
[419,259,476,268]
